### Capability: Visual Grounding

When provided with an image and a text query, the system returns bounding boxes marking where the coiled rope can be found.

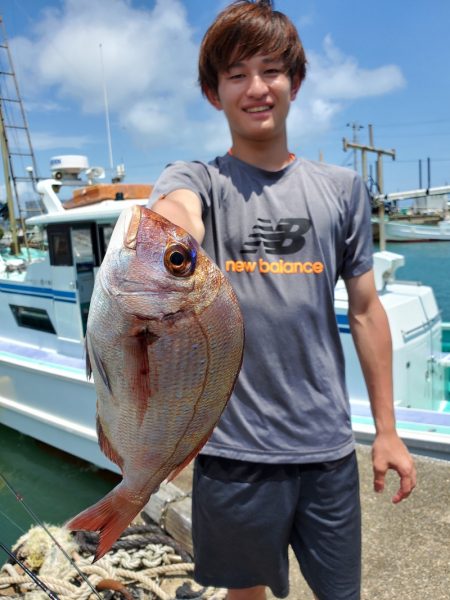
[0,524,227,600]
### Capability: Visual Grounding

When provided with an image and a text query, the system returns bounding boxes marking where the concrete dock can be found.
[266,445,450,600]
[168,444,450,600]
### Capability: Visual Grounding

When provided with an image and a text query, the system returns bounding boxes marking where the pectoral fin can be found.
[85,336,92,380]
[90,344,112,395]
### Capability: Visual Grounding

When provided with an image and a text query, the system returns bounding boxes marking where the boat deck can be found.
[270,444,450,599]
[0,337,85,376]
[352,400,450,432]
[351,400,450,459]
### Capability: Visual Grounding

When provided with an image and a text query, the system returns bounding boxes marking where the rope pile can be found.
[0,523,227,600]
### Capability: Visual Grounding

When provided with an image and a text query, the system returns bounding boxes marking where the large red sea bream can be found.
[67,205,244,560]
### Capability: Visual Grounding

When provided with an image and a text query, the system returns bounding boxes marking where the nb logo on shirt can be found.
[241,218,311,255]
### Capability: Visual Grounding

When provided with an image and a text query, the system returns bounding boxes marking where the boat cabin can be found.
[0,176,151,358]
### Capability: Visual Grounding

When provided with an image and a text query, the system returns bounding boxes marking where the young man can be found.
[149,2,416,599]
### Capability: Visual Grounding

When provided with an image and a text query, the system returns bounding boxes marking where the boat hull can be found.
[0,342,119,473]
[385,221,450,242]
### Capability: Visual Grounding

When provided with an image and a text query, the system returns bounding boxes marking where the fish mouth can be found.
[115,278,194,295]
[116,289,165,296]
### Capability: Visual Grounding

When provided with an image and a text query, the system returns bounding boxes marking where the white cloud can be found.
[287,34,406,145]
[24,100,68,113]
[0,181,37,209]
[200,111,232,156]
[32,132,93,151]
[307,35,406,100]
[11,0,199,138]
[124,101,176,140]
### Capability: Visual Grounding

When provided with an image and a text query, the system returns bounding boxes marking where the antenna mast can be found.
[99,43,114,176]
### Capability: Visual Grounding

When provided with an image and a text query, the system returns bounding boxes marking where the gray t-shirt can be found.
[149,154,373,463]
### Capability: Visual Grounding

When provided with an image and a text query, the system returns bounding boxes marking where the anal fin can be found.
[166,432,211,483]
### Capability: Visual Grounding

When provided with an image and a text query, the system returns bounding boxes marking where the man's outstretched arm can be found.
[345,269,417,503]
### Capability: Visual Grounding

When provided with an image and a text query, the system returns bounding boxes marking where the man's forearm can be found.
[346,271,416,501]
[349,299,396,434]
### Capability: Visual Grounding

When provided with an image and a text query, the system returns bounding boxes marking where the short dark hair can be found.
[198,0,307,96]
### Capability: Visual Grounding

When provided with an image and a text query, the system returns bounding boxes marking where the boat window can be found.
[48,227,72,266]
[28,225,47,250]
[72,227,94,261]
[9,305,56,334]
[99,224,114,259]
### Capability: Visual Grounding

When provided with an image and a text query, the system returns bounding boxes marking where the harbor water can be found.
[383,241,450,322]
[0,424,119,551]
[1,240,450,554]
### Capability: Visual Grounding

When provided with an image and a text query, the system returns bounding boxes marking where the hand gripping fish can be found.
[67,205,244,561]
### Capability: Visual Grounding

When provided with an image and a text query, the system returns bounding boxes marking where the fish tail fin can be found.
[66,484,142,562]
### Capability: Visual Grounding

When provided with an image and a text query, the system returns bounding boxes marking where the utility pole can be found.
[346,122,363,172]
[343,124,396,251]
[418,157,432,189]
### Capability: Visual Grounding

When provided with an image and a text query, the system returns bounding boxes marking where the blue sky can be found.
[1,0,450,199]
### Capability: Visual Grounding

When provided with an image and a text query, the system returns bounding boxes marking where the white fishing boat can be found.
[375,186,450,242]
[384,218,450,242]
[1,156,449,469]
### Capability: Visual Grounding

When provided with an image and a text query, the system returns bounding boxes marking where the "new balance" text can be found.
[225,258,324,275]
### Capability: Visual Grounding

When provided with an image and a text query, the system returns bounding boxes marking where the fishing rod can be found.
[0,507,26,536]
[0,472,103,600]
[0,540,59,599]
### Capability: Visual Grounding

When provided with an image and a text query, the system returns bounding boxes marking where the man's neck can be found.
[229,137,295,172]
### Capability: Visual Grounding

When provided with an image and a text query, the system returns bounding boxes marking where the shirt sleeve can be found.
[147,160,212,213]
[340,174,374,280]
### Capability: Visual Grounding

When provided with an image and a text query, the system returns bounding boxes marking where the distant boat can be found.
[385,218,450,242]
[373,185,450,242]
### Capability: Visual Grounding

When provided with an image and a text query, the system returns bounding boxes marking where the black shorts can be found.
[192,451,361,599]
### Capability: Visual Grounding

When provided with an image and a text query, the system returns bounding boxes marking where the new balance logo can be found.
[241,218,311,255]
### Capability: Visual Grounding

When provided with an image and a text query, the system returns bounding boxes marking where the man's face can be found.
[206,54,299,146]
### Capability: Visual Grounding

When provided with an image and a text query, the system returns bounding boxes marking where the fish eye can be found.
[164,243,196,277]
[170,251,185,266]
